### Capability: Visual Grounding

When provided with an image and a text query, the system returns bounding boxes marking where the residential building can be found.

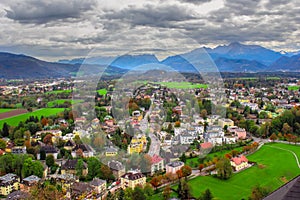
[37,145,58,160]
[71,144,94,158]
[21,175,40,191]
[230,155,249,171]
[61,159,88,176]
[150,154,164,175]
[105,147,118,157]
[127,134,147,154]
[0,174,20,196]
[121,171,146,189]
[218,118,234,128]
[89,178,106,194]
[166,161,184,174]
[108,160,126,179]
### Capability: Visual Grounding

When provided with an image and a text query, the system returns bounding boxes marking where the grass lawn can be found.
[184,143,300,200]
[0,108,65,128]
[288,85,300,91]
[0,109,14,113]
[158,82,208,89]
[46,89,72,94]
[47,99,83,107]
[186,146,243,168]
[97,88,108,95]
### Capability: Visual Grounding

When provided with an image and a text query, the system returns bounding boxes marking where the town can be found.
[1,75,300,200]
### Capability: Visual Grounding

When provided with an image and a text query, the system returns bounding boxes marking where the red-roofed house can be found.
[150,154,164,175]
[230,155,249,171]
[200,142,213,149]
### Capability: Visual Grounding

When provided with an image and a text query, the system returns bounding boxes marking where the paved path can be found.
[265,145,300,168]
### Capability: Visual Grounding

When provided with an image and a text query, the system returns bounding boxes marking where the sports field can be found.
[0,108,65,128]
[47,99,83,107]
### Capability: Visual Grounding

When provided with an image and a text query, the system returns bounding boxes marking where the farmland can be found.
[0,108,65,128]
[0,109,14,114]
[47,99,83,107]
[45,89,72,94]
[288,85,300,91]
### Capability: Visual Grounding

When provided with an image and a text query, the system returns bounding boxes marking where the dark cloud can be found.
[5,0,96,24]
[103,4,196,28]
[177,0,212,5]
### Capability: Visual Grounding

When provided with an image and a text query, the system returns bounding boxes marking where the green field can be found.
[46,89,72,94]
[97,89,108,95]
[0,109,14,113]
[47,99,83,107]
[0,108,65,128]
[186,143,300,200]
[154,143,300,200]
[186,146,243,168]
[157,82,208,89]
[288,85,300,91]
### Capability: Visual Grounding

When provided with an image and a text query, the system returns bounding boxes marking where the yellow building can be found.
[121,171,146,189]
[218,118,234,128]
[0,174,20,196]
[230,155,249,171]
[127,135,147,154]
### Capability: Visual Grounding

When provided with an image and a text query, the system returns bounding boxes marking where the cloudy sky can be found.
[0,0,299,61]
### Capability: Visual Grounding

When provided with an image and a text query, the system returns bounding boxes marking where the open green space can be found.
[97,88,108,95]
[158,82,208,89]
[0,108,65,128]
[0,109,14,114]
[45,89,72,94]
[46,99,83,107]
[154,143,300,200]
[288,85,300,91]
[185,143,300,200]
[186,146,243,168]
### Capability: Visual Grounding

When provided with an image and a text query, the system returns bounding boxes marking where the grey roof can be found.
[90,178,106,187]
[167,161,184,168]
[6,190,30,200]
[23,175,40,182]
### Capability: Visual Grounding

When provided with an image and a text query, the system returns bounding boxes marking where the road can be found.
[139,98,161,156]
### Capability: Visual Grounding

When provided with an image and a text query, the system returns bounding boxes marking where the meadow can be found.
[154,143,300,200]
[97,88,108,95]
[45,89,72,94]
[288,85,300,91]
[47,99,83,107]
[0,108,65,128]
[0,109,14,113]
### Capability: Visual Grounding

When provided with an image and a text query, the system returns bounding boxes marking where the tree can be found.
[140,154,152,173]
[75,159,84,177]
[177,179,191,199]
[43,134,53,145]
[100,165,114,181]
[200,109,208,119]
[216,157,232,180]
[249,185,270,200]
[181,165,192,179]
[22,158,44,178]
[198,189,213,200]
[269,133,277,142]
[87,157,101,180]
[163,185,171,200]
[0,139,6,149]
[179,153,186,163]
[46,155,55,168]
[150,176,162,190]
[174,121,181,127]
[2,123,10,137]
[198,164,204,172]
[132,186,146,200]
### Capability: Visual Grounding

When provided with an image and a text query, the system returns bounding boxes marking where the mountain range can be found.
[0,42,299,79]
